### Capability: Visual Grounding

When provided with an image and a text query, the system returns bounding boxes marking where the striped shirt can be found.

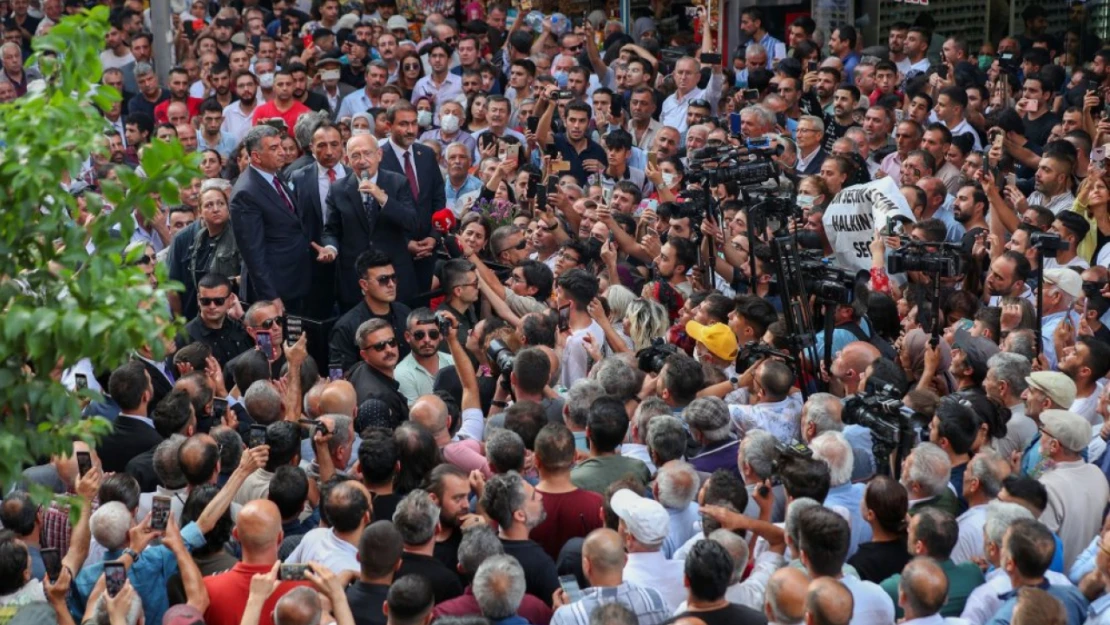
[550,582,671,625]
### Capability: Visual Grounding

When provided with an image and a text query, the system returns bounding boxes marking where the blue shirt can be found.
[825,482,872,558]
[445,175,483,212]
[1088,592,1110,625]
[985,581,1087,625]
[70,521,206,625]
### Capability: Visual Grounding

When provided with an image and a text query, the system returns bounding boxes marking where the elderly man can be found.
[472,555,531,625]
[1018,371,1077,478]
[609,488,686,611]
[952,449,1010,565]
[551,528,670,625]
[902,442,959,516]
[987,519,1088,625]
[653,461,700,558]
[686,397,741,477]
[985,353,1036,459]
[801,392,874,481]
[1036,410,1110,568]
[481,471,560,605]
[810,432,869,558]
[287,479,370,572]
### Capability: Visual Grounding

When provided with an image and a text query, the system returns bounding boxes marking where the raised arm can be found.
[61,466,103,575]
[534,86,558,147]
[199,445,267,533]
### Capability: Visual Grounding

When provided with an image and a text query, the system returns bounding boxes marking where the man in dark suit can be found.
[133,343,176,414]
[229,125,313,316]
[320,133,418,311]
[98,361,163,473]
[796,116,829,176]
[378,102,446,306]
[289,121,349,365]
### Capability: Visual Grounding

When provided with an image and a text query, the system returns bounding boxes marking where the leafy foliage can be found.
[0,6,199,488]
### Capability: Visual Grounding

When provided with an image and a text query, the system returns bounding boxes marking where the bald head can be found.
[899,557,949,619]
[320,380,357,417]
[805,577,854,625]
[304,382,327,418]
[833,341,880,393]
[178,433,219,486]
[765,566,809,625]
[582,528,626,575]
[410,395,450,435]
[274,587,322,625]
[234,499,283,554]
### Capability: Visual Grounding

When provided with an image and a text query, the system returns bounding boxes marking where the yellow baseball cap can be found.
[685,321,739,362]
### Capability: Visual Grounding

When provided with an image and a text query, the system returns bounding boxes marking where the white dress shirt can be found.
[840,575,895,625]
[286,527,360,573]
[222,101,257,145]
[960,568,1072,625]
[317,162,345,221]
[951,504,988,565]
[385,139,419,189]
[411,72,463,106]
[660,71,724,134]
[622,551,686,613]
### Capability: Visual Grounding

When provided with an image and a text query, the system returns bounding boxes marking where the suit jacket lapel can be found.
[253,167,301,222]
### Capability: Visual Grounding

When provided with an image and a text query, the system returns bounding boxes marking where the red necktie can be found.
[273,177,294,212]
[327,168,337,184]
[403,151,420,200]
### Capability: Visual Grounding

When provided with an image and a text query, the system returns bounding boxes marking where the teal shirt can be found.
[880,558,985,618]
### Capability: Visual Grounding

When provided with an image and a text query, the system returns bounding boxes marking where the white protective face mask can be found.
[258,72,275,88]
[440,113,460,134]
[320,69,341,82]
[797,194,816,208]
[661,172,676,187]
[417,110,433,127]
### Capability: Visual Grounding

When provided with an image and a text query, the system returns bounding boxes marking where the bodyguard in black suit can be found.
[98,361,163,474]
[288,122,349,322]
[230,125,313,315]
[378,103,446,305]
[320,133,419,310]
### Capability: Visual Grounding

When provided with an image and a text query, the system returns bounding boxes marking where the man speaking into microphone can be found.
[320,133,418,312]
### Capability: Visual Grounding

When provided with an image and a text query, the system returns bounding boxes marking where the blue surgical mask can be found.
[554,70,569,88]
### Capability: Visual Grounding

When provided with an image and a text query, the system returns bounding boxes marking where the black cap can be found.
[317,50,343,66]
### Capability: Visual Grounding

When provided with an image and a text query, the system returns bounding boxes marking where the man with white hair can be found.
[738,430,787,522]
[473,555,529,624]
[763,567,808,625]
[800,392,874,481]
[610,488,686,611]
[902,442,959,517]
[952,448,1010,565]
[622,397,668,474]
[959,500,1072,624]
[810,432,870,558]
[984,353,1036,459]
[653,461,701,558]
[1040,268,1083,370]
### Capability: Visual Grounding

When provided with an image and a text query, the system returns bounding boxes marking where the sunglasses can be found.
[564,44,583,51]
[259,315,284,329]
[374,273,398,285]
[412,329,441,341]
[362,337,399,351]
[199,296,228,306]
[497,239,528,255]
[403,63,420,70]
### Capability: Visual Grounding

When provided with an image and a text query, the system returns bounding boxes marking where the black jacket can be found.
[347,362,407,428]
[98,415,164,473]
[328,298,411,374]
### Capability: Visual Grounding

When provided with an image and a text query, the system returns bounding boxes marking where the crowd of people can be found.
[7,0,1110,624]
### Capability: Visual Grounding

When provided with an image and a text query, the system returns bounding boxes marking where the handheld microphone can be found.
[359,170,371,204]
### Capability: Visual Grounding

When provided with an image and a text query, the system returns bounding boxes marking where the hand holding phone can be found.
[104,561,127,597]
[256,331,274,360]
[249,424,268,448]
[42,548,62,583]
[77,451,92,477]
[150,496,172,531]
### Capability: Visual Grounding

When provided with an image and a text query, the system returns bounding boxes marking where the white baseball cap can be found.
[610,489,669,545]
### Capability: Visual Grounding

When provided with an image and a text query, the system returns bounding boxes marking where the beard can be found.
[239,93,256,105]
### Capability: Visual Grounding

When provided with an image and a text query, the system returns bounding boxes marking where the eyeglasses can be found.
[199,296,228,306]
[412,329,441,341]
[689,99,710,108]
[374,273,398,285]
[507,274,524,283]
[361,337,399,351]
[497,239,528,255]
[259,315,284,329]
[564,44,583,52]
[561,254,581,264]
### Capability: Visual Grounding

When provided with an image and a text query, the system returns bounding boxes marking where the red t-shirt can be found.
[203,562,310,625]
[529,488,604,560]
[252,100,312,133]
[153,97,203,123]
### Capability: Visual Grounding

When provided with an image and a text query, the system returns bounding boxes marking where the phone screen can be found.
[213,398,228,420]
[105,562,127,597]
[558,304,571,332]
[256,331,273,360]
[559,575,584,603]
[151,496,171,531]
[283,316,303,344]
[328,364,344,381]
[280,563,309,581]
[41,548,61,582]
[75,374,88,390]
[76,451,92,477]
[249,425,267,448]
[729,112,741,135]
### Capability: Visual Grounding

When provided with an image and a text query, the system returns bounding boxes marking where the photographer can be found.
[728,360,803,444]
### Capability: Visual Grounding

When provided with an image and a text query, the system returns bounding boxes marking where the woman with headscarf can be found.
[632,17,657,45]
[899,328,955,395]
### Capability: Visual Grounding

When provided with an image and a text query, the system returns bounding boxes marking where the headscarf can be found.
[901,329,955,392]
[632,17,656,44]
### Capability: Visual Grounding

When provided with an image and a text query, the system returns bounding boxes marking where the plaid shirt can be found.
[42,496,99,556]
[550,582,671,625]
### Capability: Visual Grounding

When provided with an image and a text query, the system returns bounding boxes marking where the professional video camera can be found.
[487,339,515,389]
[636,338,679,375]
[887,240,964,277]
[685,140,781,187]
[843,380,926,476]
[735,341,794,374]
[747,197,802,236]
[1030,231,1068,258]
[756,439,814,497]
[790,257,860,303]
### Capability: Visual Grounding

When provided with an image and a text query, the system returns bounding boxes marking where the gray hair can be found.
[803,393,844,435]
[984,500,1033,547]
[356,318,394,348]
[987,352,1030,396]
[392,490,441,545]
[633,396,670,443]
[799,115,826,135]
[604,285,636,322]
[243,380,283,425]
[594,358,639,401]
[91,592,142,625]
[810,431,853,487]
[90,501,133,551]
[766,571,805,625]
[274,587,322,625]
[708,528,750,581]
[457,523,504,574]
[655,461,699,510]
[294,110,330,149]
[243,124,281,155]
[485,428,525,473]
[324,413,353,455]
[1004,329,1037,362]
[133,61,155,77]
[646,415,686,464]
[745,43,767,57]
[784,498,821,549]
[153,434,188,490]
[565,379,606,428]
[200,178,232,195]
[445,141,472,161]
[905,443,952,497]
[479,471,526,529]
[683,397,732,442]
[473,555,526,619]
[740,104,776,131]
[967,449,1005,498]
[739,430,778,479]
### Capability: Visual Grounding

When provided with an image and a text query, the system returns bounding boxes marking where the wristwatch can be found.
[122,548,140,562]
[729,376,739,390]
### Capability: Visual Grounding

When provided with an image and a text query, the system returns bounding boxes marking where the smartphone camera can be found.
[279,563,309,581]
